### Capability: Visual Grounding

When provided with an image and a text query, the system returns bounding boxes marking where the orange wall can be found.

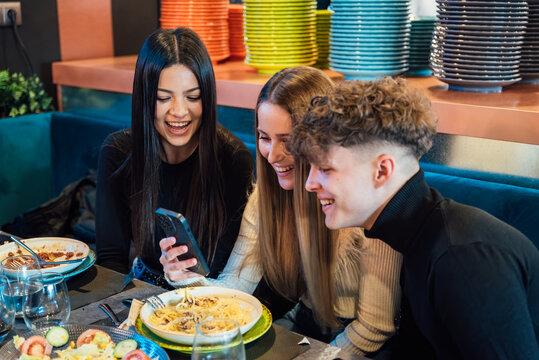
[56,0,114,61]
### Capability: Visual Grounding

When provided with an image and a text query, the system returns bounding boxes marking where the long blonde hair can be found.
[254,66,336,317]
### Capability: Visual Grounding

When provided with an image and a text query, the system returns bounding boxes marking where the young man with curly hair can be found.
[289,78,539,359]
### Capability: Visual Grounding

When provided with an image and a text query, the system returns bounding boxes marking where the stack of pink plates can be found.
[229,4,246,59]
[431,0,528,92]
[160,0,230,63]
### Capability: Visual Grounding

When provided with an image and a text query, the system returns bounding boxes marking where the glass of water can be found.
[23,272,70,329]
[0,255,42,317]
[192,318,246,360]
[0,275,15,343]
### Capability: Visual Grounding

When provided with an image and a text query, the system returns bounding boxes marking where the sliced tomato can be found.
[122,349,152,360]
[20,335,52,357]
[75,329,111,348]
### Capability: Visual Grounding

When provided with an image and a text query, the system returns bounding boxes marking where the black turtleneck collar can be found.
[365,169,443,254]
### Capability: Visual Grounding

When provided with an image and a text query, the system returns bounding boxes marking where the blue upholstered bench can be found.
[0,112,537,246]
[0,112,127,226]
[421,162,539,245]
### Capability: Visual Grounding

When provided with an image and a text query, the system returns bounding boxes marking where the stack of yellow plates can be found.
[229,4,245,59]
[315,9,332,69]
[160,0,230,64]
[243,0,318,74]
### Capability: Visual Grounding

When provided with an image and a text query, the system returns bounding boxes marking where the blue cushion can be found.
[50,112,128,195]
[421,161,539,190]
[0,113,53,225]
[424,171,539,246]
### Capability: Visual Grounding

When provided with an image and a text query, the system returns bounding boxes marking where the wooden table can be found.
[8,264,366,360]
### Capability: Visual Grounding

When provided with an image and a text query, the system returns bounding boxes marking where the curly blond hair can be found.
[290,77,437,163]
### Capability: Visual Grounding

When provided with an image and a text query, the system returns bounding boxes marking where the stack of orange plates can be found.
[228,4,245,59]
[160,0,230,63]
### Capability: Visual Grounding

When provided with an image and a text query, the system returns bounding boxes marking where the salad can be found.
[14,326,156,360]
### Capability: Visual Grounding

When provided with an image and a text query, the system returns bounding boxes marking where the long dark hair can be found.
[130,27,225,263]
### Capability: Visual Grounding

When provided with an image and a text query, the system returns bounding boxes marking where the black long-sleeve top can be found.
[367,170,539,359]
[95,126,254,278]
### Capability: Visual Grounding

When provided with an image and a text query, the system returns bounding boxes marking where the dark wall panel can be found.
[0,0,61,107]
[112,0,159,56]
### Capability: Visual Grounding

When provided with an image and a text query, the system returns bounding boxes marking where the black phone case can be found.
[155,208,210,276]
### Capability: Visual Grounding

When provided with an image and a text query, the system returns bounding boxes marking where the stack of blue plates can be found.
[406,17,436,76]
[520,1,539,84]
[329,0,411,80]
[431,0,528,93]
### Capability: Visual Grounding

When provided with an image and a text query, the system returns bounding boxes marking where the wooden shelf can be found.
[52,56,539,145]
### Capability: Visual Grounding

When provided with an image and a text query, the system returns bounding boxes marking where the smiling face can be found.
[257,102,295,190]
[305,145,386,230]
[154,64,202,163]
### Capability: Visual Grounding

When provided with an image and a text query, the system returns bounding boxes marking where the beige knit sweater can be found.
[168,187,403,355]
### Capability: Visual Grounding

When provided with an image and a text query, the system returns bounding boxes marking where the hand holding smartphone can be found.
[155,208,210,276]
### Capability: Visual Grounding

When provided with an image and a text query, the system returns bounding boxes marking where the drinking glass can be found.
[0,255,42,317]
[0,275,15,343]
[191,318,246,360]
[22,272,70,329]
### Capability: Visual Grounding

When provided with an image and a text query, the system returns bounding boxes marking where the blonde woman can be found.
[160,66,403,355]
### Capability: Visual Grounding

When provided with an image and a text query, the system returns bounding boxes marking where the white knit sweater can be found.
[168,187,402,355]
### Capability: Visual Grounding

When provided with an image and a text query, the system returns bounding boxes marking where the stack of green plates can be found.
[406,16,436,76]
[315,9,332,69]
[243,0,318,74]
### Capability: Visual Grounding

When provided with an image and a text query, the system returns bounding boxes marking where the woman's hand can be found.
[159,236,203,283]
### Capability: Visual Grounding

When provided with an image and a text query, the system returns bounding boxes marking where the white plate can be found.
[140,286,263,344]
[0,237,89,276]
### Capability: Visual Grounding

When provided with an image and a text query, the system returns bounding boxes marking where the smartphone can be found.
[155,208,210,276]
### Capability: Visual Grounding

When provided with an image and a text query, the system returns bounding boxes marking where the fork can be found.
[147,295,166,310]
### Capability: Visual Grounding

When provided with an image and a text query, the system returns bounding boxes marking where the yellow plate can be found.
[245,36,316,43]
[245,59,317,74]
[135,304,273,354]
[246,48,317,56]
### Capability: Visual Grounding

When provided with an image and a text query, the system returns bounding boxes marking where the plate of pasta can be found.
[139,287,264,344]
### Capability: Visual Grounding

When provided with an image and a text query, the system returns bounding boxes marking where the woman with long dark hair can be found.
[95,27,254,287]
[163,66,402,355]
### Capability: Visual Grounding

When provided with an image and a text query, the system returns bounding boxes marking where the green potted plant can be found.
[0,69,54,118]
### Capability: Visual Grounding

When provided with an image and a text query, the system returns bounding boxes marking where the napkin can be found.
[119,298,144,330]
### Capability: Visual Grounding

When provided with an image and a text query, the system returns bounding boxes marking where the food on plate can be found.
[148,288,253,334]
[3,249,85,268]
[112,340,138,358]
[13,326,154,360]
[121,349,152,360]
[45,327,69,347]
[18,335,52,359]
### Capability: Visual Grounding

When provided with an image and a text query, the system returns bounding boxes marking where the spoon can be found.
[9,236,86,266]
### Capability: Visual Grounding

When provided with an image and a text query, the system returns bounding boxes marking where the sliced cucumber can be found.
[113,339,138,358]
[45,326,70,347]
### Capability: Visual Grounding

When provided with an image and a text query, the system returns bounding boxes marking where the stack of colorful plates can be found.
[329,0,411,80]
[229,4,245,60]
[315,9,332,69]
[159,0,230,63]
[431,0,528,92]
[406,17,436,76]
[243,0,318,75]
[520,1,539,84]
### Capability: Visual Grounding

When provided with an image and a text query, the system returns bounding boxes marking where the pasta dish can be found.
[147,289,253,334]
